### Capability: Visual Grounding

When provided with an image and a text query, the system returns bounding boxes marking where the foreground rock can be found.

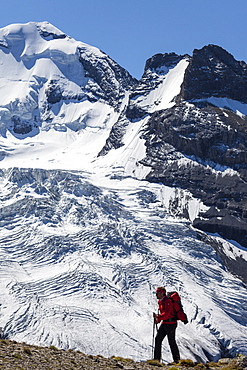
[0,340,246,370]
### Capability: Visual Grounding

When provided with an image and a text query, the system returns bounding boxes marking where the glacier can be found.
[0,22,246,363]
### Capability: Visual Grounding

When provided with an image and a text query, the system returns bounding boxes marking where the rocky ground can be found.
[0,339,246,370]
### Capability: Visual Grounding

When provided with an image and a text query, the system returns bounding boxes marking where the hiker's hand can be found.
[153,313,158,323]
[183,319,188,325]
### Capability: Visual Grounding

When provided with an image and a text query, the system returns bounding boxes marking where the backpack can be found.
[167,291,188,324]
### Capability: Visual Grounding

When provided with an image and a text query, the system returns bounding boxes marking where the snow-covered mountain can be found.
[0,22,247,363]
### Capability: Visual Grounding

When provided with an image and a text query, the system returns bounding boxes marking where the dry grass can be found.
[0,340,246,370]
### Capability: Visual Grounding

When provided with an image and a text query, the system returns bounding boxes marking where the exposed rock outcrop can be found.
[78,46,137,108]
[138,45,247,248]
[180,45,247,103]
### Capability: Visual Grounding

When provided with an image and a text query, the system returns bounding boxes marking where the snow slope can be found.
[130,58,190,113]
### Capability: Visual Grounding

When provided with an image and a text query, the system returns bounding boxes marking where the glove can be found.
[153,313,159,324]
[183,319,188,325]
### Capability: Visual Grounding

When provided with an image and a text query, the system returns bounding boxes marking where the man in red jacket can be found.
[153,287,180,363]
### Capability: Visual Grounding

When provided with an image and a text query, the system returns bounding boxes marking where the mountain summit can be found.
[0,22,246,362]
[0,21,136,137]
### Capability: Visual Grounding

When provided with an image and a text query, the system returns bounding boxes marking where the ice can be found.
[194,97,247,117]
[0,169,246,361]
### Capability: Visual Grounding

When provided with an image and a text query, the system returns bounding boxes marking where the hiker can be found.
[153,287,181,363]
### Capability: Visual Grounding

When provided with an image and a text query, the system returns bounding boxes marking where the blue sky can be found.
[1,0,247,78]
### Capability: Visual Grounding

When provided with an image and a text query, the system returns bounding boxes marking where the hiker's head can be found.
[156,287,166,298]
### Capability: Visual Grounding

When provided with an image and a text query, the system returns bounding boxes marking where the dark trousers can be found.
[154,323,180,362]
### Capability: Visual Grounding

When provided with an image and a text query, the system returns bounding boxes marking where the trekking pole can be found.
[152,314,158,359]
[152,318,156,359]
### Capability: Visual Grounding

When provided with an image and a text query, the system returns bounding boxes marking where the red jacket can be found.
[157,296,177,324]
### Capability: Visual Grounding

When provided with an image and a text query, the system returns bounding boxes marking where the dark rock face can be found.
[45,80,63,104]
[98,114,127,156]
[12,116,35,135]
[137,45,247,248]
[144,52,187,72]
[140,102,247,247]
[180,45,247,103]
[78,47,137,109]
[145,103,247,170]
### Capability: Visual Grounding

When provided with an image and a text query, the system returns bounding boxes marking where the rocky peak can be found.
[144,52,188,72]
[180,44,247,103]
